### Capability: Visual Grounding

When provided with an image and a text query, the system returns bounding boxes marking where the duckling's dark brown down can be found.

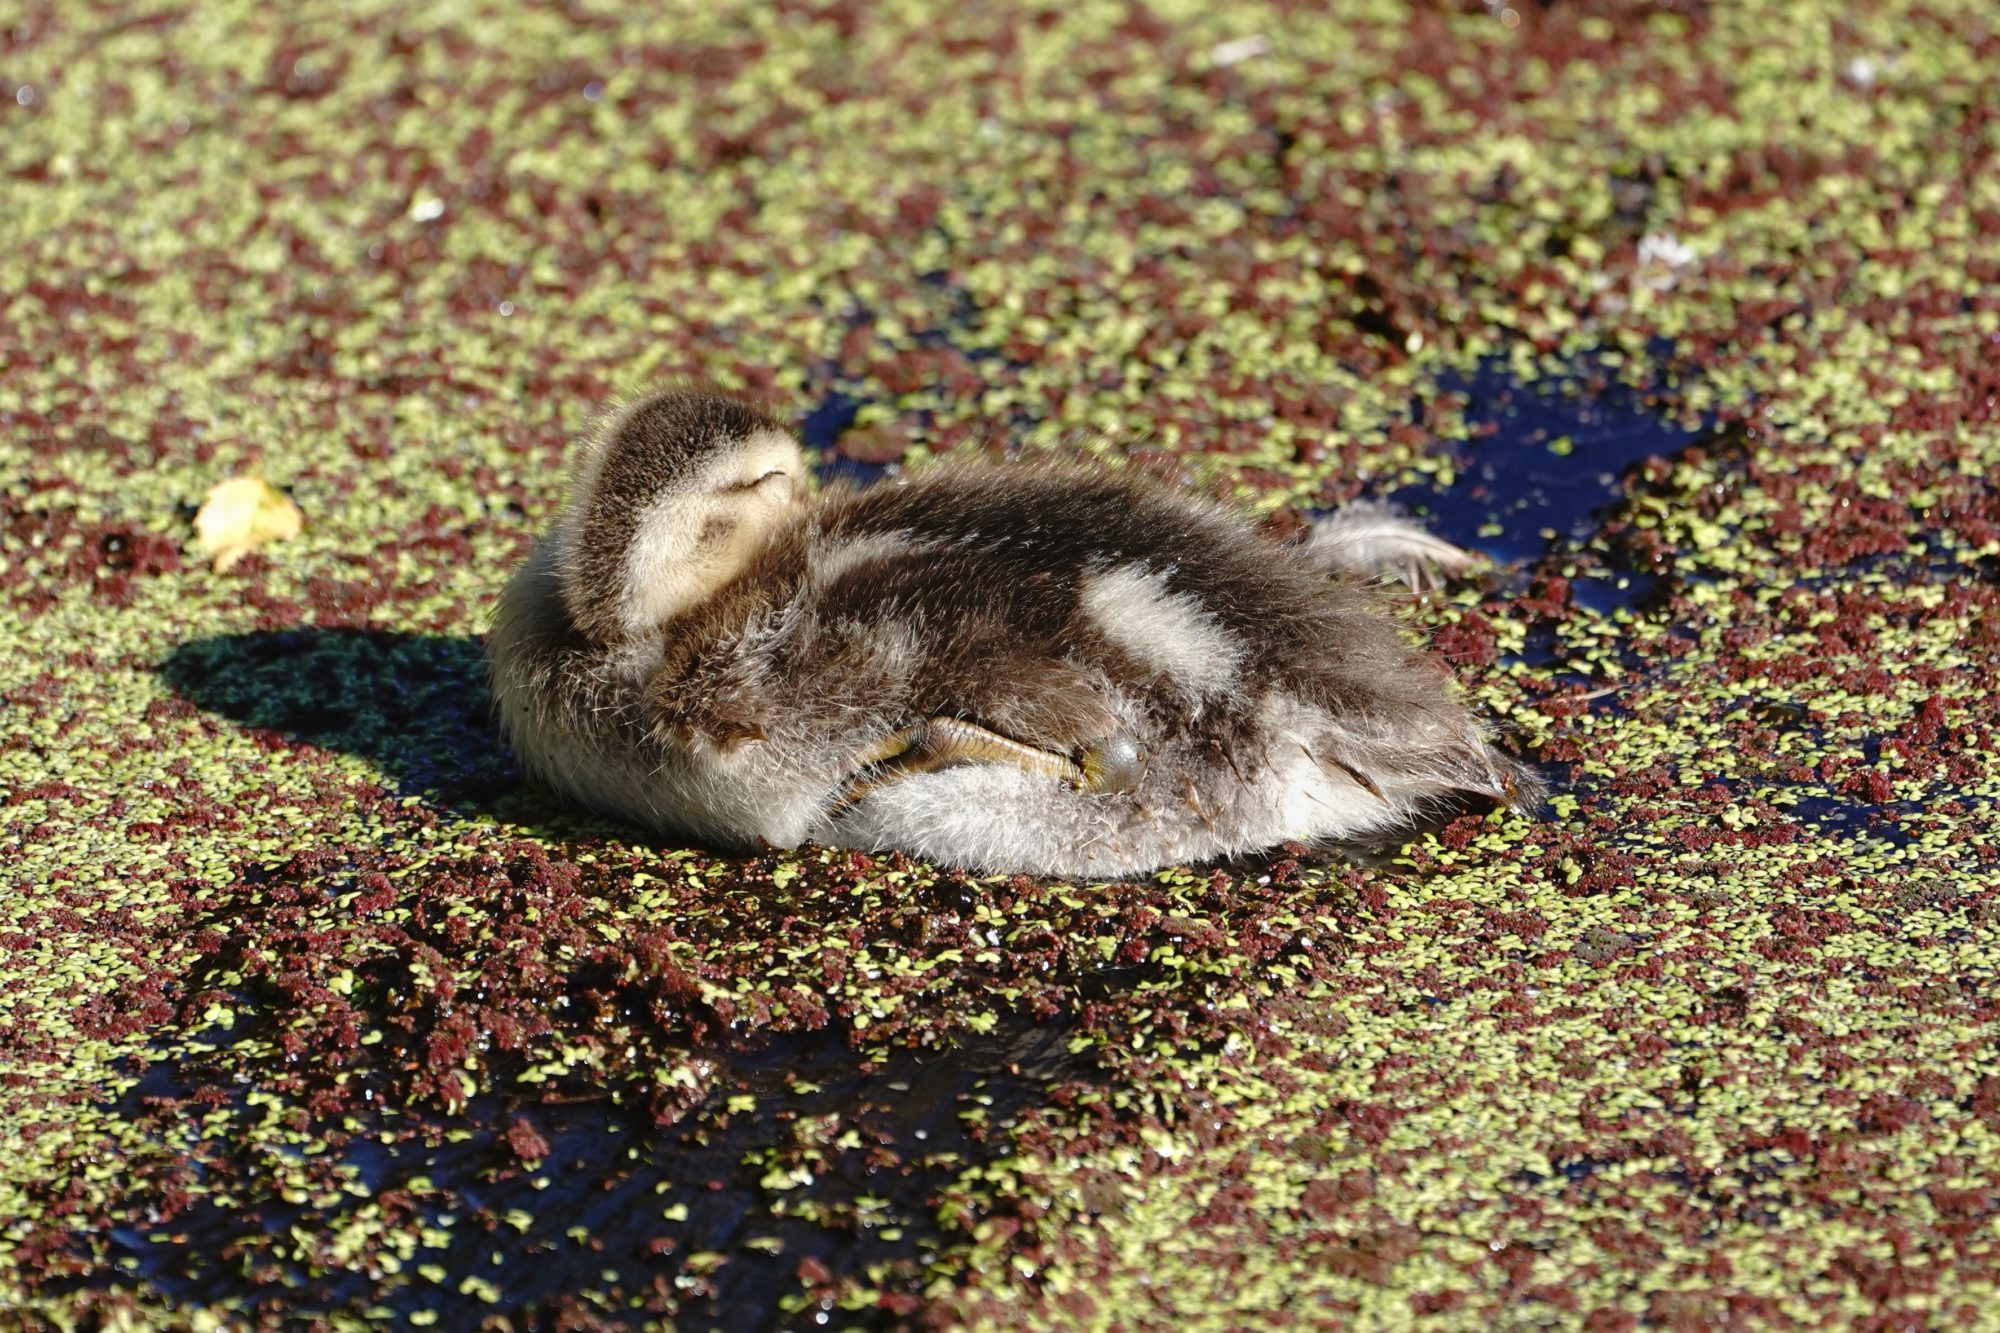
[488,386,1535,876]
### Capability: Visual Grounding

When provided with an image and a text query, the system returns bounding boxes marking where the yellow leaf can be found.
[194,477,303,571]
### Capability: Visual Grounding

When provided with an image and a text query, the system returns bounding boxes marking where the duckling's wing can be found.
[796,500,1132,757]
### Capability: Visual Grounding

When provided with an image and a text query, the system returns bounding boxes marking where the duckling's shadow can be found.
[160,629,1549,874]
[160,629,589,835]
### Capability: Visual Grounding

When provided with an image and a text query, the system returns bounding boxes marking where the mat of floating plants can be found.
[5,0,1998,1327]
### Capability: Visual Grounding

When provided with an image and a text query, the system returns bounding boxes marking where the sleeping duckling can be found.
[488,385,1537,878]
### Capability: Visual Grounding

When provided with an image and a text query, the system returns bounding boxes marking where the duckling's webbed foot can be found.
[838,718,1146,807]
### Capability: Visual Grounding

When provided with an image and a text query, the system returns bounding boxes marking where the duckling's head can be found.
[549,386,807,642]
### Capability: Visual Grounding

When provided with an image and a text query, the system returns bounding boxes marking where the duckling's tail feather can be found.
[1310,720,1542,831]
[1300,501,1476,593]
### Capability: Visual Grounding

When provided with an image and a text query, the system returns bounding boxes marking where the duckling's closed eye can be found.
[729,469,793,493]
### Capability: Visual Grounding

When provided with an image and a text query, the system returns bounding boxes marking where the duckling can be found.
[488,385,1537,878]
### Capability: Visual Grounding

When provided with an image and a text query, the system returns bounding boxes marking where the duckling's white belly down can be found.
[569,732,865,856]
[813,695,1421,879]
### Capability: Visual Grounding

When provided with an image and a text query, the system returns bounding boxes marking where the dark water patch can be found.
[795,372,913,488]
[799,386,867,456]
[799,384,903,488]
[1781,793,1925,847]
[1372,363,1718,767]
[1508,1153,1621,1193]
[795,281,1042,480]
[1510,1151,1812,1234]
[1567,568,1662,618]
[82,1018,1091,1328]
[1390,361,1705,568]
[1512,621,1568,673]
[1790,546,1995,591]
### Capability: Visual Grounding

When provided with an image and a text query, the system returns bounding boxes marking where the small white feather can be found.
[1301,501,1476,592]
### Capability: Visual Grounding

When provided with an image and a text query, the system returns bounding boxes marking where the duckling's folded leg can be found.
[840,718,1145,807]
